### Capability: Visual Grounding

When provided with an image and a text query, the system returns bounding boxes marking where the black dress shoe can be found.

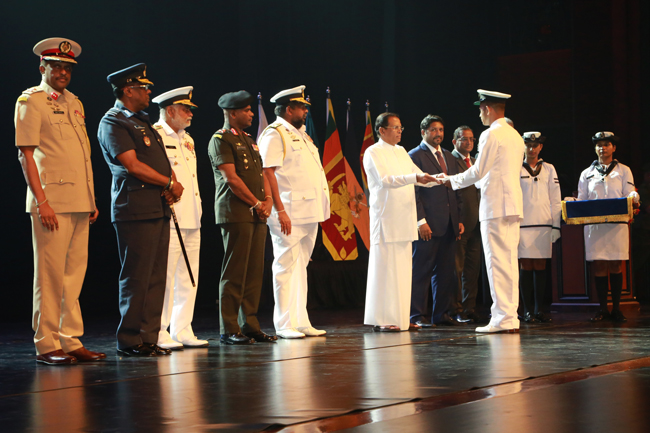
[610,309,627,323]
[590,310,611,322]
[220,332,255,345]
[245,332,278,342]
[523,312,539,324]
[435,313,461,326]
[117,344,156,357]
[415,320,434,328]
[454,313,471,323]
[145,343,172,355]
[535,312,553,323]
[465,311,482,323]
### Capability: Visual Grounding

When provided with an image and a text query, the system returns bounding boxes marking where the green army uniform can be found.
[208,127,267,335]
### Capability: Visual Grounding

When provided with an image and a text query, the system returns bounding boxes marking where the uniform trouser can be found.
[455,223,481,313]
[160,228,201,342]
[219,222,266,335]
[114,218,170,349]
[268,222,318,331]
[481,216,521,329]
[31,213,89,355]
[410,223,457,323]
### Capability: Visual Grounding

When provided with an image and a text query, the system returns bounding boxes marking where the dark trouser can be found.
[219,222,267,334]
[411,221,457,323]
[455,223,481,313]
[114,218,170,349]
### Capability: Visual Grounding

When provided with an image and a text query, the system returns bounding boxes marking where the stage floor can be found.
[1,308,650,432]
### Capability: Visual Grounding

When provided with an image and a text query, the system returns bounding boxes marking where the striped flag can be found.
[359,103,374,191]
[256,92,268,142]
[321,90,358,261]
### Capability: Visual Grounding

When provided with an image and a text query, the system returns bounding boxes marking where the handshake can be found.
[416,173,451,187]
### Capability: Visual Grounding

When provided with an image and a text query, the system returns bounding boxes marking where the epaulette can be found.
[22,87,43,95]
[105,107,121,117]
[185,131,191,136]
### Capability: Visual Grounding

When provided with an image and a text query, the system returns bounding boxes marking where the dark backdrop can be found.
[1,0,647,323]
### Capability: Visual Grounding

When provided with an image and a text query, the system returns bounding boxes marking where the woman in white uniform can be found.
[363,113,436,332]
[577,131,638,322]
[518,132,561,323]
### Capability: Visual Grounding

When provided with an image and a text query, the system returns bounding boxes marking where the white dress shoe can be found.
[157,336,184,350]
[276,328,306,339]
[297,326,326,337]
[179,337,209,348]
[475,324,519,334]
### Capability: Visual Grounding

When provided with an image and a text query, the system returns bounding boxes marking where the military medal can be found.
[74,110,85,118]
[252,143,259,151]
[144,136,151,146]
[183,140,194,152]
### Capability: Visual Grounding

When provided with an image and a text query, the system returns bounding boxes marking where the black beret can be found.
[107,63,154,90]
[218,90,253,110]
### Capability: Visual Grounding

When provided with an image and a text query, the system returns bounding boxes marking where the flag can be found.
[321,92,358,261]
[305,100,321,154]
[256,93,268,142]
[344,100,362,183]
[359,104,374,191]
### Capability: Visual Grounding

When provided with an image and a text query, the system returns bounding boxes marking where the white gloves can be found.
[628,191,640,204]
[563,197,577,202]
[551,228,561,243]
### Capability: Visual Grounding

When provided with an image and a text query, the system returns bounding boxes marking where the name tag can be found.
[166,145,177,149]
[53,111,64,114]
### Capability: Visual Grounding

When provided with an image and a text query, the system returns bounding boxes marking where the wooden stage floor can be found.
[1,308,649,432]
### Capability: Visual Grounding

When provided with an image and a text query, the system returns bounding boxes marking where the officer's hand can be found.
[89,206,99,225]
[278,211,292,236]
[258,199,272,218]
[551,229,561,243]
[170,181,184,202]
[163,190,175,205]
[458,222,465,238]
[37,202,59,232]
[418,223,432,241]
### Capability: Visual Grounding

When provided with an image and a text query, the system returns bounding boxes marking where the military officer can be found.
[258,85,331,339]
[16,37,105,365]
[152,87,207,349]
[97,64,184,357]
[208,90,277,345]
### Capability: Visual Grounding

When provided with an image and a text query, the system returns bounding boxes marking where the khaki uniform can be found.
[15,81,95,355]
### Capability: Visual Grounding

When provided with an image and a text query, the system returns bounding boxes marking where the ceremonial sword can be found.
[170,204,196,287]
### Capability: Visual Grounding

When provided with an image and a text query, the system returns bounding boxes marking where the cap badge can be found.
[188,90,193,100]
[59,41,71,54]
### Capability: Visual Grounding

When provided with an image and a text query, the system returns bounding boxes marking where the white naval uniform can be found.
[363,139,430,331]
[449,118,525,329]
[154,120,202,343]
[15,81,95,355]
[577,161,635,261]
[258,117,330,332]
[518,161,562,258]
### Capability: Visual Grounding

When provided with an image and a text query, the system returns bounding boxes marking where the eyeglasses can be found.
[127,85,151,90]
[457,137,476,143]
[383,126,405,132]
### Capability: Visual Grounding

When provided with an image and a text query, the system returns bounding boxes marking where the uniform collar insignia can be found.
[230,128,239,136]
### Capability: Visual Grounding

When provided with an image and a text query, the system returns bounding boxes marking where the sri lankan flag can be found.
[321,93,358,261]
[359,106,374,191]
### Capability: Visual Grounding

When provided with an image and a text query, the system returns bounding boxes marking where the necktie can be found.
[436,151,447,175]
[465,157,471,168]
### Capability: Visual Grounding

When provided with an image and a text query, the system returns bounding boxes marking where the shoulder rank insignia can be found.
[17,95,29,103]
[214,133,223,139]
[230,128,239,136]
[185,131,191,137]
[154,124,163,130]
[22,87,43,95]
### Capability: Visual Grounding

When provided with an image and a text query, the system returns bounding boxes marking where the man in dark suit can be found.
[451,126,483,323]
[409,115,464,327]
